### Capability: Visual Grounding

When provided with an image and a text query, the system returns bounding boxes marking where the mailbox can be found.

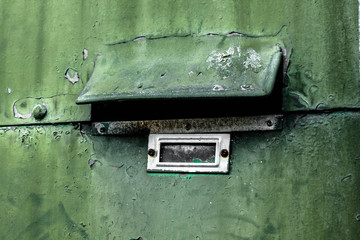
[77,34,284,173]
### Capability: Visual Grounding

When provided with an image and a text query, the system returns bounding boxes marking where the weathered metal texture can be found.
[2,113,357,239]
[0,124,92,239]
[86,112,360,239]
[0,1,358,126]
[92,115,283,135]
[0,1,92,126]
[76,37,282,103]
[0,1,359,240]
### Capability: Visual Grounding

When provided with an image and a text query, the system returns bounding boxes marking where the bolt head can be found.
[220,149,229,158]
[148,148,156,157]
[266,120,273,127]
[99,126,106,133]
[33,103,47,120]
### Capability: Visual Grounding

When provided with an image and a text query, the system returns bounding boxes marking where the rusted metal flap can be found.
[92,115,283,135]
[76,36,282,104]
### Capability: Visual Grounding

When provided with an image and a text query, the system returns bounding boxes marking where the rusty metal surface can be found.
[92,115,283,135]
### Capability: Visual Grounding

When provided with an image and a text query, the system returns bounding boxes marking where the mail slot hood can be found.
[76,35,282,104]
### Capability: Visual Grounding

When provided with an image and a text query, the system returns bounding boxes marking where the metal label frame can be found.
[147,134,230,173]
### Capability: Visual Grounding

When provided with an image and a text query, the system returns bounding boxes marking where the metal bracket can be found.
[92,115,283,135]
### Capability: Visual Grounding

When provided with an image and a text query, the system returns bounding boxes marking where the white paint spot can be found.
[207,46,263,74]
[243,48,262,70]
[83,49,88,60]
[13,105,32,119]
[7,88,11,94]
[206,46,241,71]
[212,84,224,91]
[226,46,235,55]
[65,68,79,84]
[133,36,146,41]
[240,84,254,91]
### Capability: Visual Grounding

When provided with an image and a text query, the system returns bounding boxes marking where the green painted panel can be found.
[0,124,92,239]
[1,0,358,125]
[1,113,359,239]
[0,1,92,126]
[283,1,360,111]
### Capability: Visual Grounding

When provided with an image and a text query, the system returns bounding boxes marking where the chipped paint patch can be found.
[213,84,224,91]
[65,68,79,84]
[243,48,262,71]
[206,46,239,72]
[13,105,32,119]
[240,84,255,91]
[83,49,88,60]
[206,46,263,75]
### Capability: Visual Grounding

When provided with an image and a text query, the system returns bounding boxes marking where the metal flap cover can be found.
[77,36,282,104]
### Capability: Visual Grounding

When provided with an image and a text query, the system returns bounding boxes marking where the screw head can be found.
[148,148,156,157]
[266,120,273,127]
[99,126,106,133]
[220,149,229,158]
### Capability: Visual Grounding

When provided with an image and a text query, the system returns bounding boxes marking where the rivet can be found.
[32,103,47,120]
[220,149,229,158]
[148,148,156,157]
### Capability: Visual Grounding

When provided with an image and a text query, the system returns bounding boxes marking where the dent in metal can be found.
[13,102,49,119]
[7,94,87,124]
